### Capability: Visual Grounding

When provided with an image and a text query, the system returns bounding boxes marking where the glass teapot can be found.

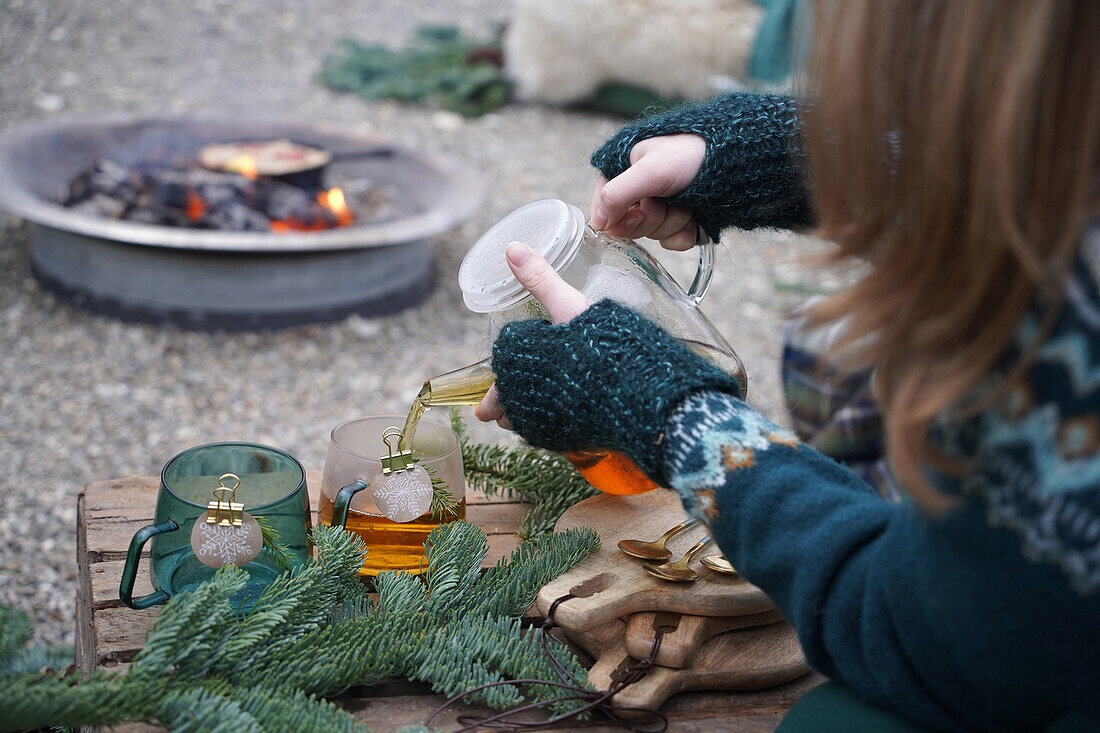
[419,198,748,494]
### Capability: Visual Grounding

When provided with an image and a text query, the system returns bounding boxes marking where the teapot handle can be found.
[685,228,717,306]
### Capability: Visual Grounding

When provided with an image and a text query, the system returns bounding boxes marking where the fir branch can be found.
[0,671,163,730]
[470,528,602,619]
[0,644,74,680]
[319,24,511,117]
[154,684,368,733]
[451,409,598,539]
[0,606,32,663]
[0,522,599,732]
[255,515,297,572]
[422,521,487,609]
[0,606,71,683]
[422,463,460,520]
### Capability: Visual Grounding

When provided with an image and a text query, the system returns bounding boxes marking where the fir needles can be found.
[0,522,599,732]
[451,409,599,538]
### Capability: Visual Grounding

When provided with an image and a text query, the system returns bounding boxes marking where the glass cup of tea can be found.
[319,414,466,576]
[119,442,314,610]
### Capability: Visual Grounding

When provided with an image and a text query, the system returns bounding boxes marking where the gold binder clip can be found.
[380,427,417,475]
[206,473,244,526]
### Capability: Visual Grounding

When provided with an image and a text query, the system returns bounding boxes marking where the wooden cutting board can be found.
[624,609,786,669]
[536,490,776,629]
[551,613,807,709]
[589,621,808,710]
[561,617,628,661]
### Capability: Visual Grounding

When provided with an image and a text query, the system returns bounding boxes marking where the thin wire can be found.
[426,593,669,732]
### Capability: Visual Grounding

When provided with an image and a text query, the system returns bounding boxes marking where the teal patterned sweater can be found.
[492,93,1100,731]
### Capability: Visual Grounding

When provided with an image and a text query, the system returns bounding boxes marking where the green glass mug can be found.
[119,442,313,610]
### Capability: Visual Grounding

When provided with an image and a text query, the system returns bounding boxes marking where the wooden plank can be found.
[88,682,818,733]
[336,689,626,732]
[92,607,160,665]
[467,502,530,533]
[76,491,97,678]
[658,674,824,729]
[90,560,153,610]
[82,477,163,512]
[333,674,821,732]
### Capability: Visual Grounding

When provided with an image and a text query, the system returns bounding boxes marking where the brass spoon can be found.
[701,554,738,575]
[644,537,713,582]
[618,519,698,561]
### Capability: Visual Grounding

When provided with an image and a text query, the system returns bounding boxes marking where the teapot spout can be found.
[421,358,496,407]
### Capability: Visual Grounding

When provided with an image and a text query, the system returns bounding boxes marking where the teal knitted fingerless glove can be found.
[590,92,814,238]
[491,299,743,481]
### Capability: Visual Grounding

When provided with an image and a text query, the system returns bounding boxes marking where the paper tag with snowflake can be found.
[369,426,433,522]
[188,474,262,568]
[190,510,263,568]
[371,465,433,522]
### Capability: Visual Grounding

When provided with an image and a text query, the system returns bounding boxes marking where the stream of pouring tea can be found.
[399,360,496,452]
[397,346,734,497]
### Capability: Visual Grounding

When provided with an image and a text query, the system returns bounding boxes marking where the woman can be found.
[477,1,1100,730]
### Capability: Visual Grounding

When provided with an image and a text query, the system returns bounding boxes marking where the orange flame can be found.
[227,154,258,181]
[270,187,355,233]
[185,188,206,221]
[318,187,354,227]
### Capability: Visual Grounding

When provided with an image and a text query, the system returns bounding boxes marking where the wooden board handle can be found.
[625,609,786,668]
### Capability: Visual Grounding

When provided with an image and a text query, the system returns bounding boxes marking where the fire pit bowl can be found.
[0,115,482,329]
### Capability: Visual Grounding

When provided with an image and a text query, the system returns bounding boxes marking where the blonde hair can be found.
[802,0,1100,506]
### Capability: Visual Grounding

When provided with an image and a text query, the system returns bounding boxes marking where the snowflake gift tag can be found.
[189,473,263,568]
[371,427,433,523]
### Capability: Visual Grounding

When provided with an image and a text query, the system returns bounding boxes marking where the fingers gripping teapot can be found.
[425,198,748,495]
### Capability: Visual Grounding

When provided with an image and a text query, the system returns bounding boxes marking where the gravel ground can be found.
[0,0,839,647]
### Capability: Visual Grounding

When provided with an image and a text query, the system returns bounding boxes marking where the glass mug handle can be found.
[686,227,716,306]
[119,519,179,609]
[329,480,368,528]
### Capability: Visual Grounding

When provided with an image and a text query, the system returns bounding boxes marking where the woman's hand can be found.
[474,241,593,429]
[589,133,706,251]
[473,243,740,475]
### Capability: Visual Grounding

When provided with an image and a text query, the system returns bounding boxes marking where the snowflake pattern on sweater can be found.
[932,224,1100,594]
[665,224,1100,597]
[665,393,802,522]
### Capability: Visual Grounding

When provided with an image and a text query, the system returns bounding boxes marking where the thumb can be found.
[506,241,592,324]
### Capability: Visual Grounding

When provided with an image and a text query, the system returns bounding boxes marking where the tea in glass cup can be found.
[319,414,465,576]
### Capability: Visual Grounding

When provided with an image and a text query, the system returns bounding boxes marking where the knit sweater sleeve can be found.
[663,388,1100,731]
[589,92,814,238]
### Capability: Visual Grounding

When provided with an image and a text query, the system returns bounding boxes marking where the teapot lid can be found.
[459,199,586,313]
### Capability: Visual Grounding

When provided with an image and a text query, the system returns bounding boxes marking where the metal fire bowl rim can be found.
[0,113,483,253]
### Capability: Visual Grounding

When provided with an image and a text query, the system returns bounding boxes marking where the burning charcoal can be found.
[254,181,316,223]
[192,182,247,209]
[127,207,171,225]
[65,158,141,207]
[67,193,129,219]
[151,179,190,210]
[59,143,373,233]
[90,158,137,189]
[204,201,270,231]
